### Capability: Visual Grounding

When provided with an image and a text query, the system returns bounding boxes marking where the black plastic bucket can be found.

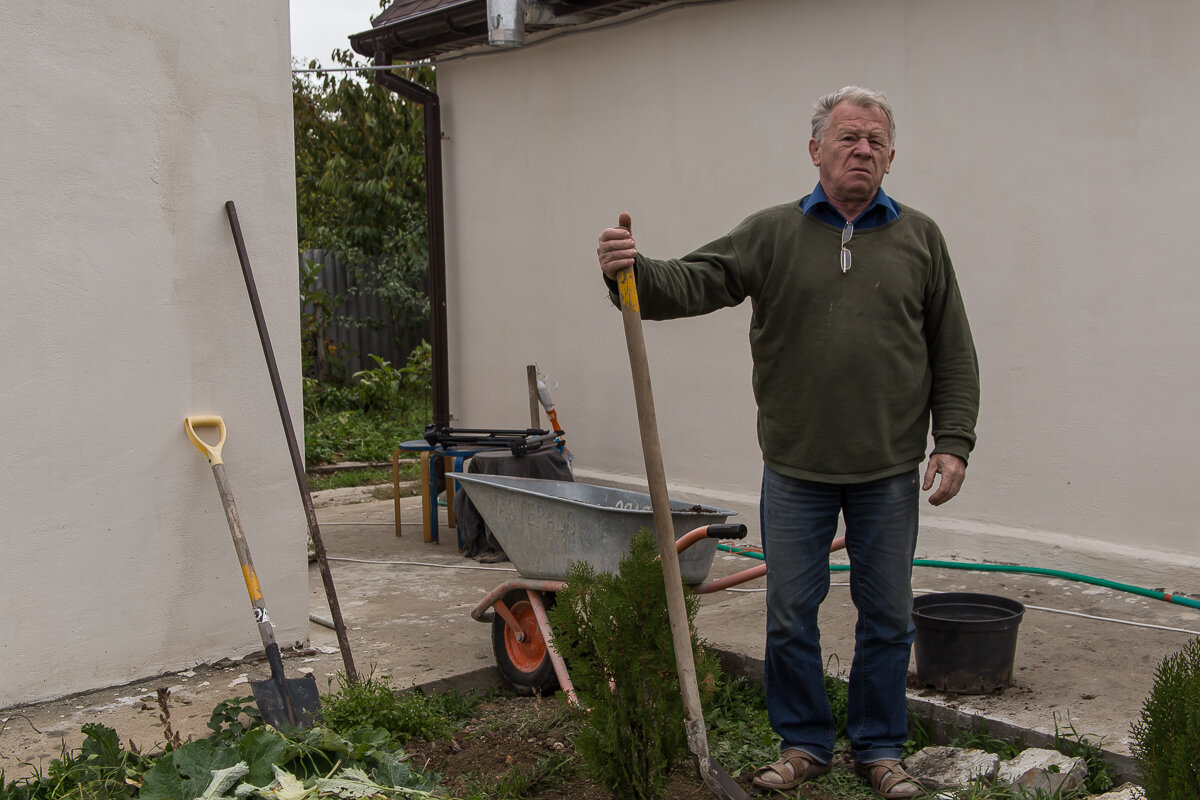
[912,592,1025,694]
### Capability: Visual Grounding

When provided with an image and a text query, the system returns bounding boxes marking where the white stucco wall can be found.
[0,1,307,707]
[434,0,1200,591]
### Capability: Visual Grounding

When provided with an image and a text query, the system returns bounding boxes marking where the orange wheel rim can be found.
[504,600,547,672]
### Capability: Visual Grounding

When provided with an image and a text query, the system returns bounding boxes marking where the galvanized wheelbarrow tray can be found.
[450,472,738,583]
[451,472,767,702]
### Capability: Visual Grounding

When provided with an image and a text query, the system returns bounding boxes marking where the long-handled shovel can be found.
[185,415,321,729]
[614,215,750,800]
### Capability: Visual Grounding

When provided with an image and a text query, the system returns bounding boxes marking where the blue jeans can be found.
[760,465,919,764]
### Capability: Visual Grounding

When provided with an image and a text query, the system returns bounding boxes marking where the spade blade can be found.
[251,675,321,729]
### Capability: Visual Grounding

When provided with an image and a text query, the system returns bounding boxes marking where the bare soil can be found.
[409,691,884,799]
[406,692,720,800]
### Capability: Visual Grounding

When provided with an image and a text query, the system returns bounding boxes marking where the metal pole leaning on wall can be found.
[225,201,359,684]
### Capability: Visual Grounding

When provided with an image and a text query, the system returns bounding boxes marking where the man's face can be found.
[808,101,896,204]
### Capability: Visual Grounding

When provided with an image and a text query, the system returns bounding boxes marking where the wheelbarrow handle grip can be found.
[706,523,748,540]
[185,415,227,466]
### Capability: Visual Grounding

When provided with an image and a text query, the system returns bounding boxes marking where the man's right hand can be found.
[597,211,636,279]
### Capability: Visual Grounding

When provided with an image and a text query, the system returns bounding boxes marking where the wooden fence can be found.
[300,249,429,382]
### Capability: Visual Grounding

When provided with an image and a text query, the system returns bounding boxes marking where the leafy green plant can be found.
[548,530,717,800]
[302,377,358,422]
[352,355,411,416]
[205,695,262,743]
[138,722,441,799]
[319,671,478,745]
[0,723,147,800]
[350,343,431,419]
[0,693,446,800]
[1131,636,1200,800]
[303,343,432,466]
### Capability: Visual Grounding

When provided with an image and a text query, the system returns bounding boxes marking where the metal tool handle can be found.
[225,200,358,684]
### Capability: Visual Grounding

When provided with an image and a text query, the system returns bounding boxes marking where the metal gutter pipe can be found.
[373,54,451,430]
[487,0,526,47]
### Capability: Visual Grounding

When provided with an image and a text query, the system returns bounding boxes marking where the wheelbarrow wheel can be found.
[492,589,558,696]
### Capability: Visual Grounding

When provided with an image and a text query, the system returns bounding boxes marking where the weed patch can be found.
[319,672,478,745]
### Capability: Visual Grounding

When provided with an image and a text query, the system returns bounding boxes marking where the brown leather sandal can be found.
[751,748,831,791]
[853,759,924,799]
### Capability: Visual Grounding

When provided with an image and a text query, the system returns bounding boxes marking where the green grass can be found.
[456,751,578,800]
[303,346,432,467]
[318,671,479,745]
[305,410,426,466]
[807,768,879,799]
[306,465,418,492]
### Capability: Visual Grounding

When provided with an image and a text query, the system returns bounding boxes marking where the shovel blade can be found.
[251,675,321,729]
[696,753,750,800]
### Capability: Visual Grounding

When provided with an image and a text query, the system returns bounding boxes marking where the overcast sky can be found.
[289,0,383,65]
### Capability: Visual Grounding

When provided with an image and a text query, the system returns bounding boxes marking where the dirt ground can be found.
[414,692,714,800]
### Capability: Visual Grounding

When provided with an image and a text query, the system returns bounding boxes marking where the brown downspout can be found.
[373,51,450,430]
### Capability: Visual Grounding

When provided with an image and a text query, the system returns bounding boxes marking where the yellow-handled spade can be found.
[185,415,320,728]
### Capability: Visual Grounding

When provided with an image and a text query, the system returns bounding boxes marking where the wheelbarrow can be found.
[453,473,781,703]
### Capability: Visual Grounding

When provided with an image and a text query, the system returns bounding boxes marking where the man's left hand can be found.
[922,453,966,506]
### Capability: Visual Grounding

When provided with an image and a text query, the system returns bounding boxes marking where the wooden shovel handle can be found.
[614,217,710,755]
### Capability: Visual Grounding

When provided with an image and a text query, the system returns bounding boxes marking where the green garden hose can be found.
[716,544,1200,610]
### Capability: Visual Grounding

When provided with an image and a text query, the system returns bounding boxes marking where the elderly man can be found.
[595,86,979,799]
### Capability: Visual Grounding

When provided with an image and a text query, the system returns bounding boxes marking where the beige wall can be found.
[0,1,306,706]
[435,0,1200,590]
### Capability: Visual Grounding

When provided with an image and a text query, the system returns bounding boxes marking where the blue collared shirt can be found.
[799,182,900,229]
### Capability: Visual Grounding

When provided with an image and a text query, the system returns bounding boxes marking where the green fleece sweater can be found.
[619,200,979,483]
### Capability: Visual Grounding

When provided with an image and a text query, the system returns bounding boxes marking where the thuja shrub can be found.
[548,531,717,800]
[1131,636,1200,800]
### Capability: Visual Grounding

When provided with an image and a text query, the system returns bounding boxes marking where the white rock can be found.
[997,748,1088,794]
[906,746,999,789]
[1090,784,1145,800]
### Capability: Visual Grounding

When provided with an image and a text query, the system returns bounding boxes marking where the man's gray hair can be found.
[811,86,896,145]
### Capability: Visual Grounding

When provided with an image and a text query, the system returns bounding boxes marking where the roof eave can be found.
[351,0,673,63]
